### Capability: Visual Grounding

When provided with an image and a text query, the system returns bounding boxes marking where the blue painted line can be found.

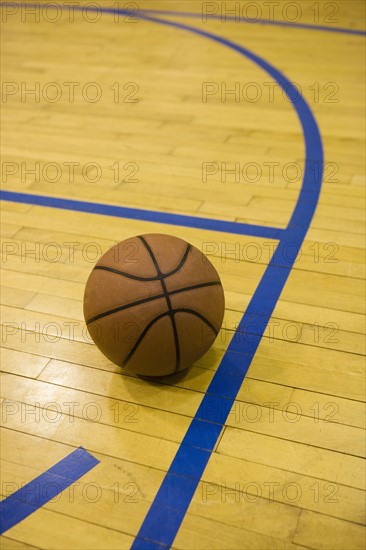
[0,4,325,548]
[1,3,364,36]
[0,190,284,240]
[0,447,99,534]
[140,9,366,36]
[123,12,323,550]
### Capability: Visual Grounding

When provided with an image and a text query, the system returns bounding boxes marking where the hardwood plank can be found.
[0,348,49,379]
[202,452,365,525]
[1,2,365,548]
[293,511,366,549]
[0,538,40,550]
[217,426,366,490]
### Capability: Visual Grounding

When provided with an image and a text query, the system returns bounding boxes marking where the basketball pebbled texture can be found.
[83,233,225,377]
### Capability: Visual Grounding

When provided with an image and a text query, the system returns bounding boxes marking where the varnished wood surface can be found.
[1,1,365,549]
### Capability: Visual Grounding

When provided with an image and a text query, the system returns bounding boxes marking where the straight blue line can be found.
[141,8,366,36]
[0,191,284,240]
[0,3,364,36]
[0,447,99,534]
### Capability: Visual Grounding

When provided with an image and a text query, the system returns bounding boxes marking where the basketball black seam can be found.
[164,243,191,278]
[137,235,161,277]
[173,308,219,336]
[121,311,171,367]
[120,307,219,367]
[138,236,181,372]
[86,281,221,325]
[86,292,166,325]
[160,277,180,371]
[94,265,158,281]
[94,242,191,282]
[170,280,220,296]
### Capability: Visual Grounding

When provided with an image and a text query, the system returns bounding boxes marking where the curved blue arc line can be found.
[124,12,324,236]
[0,4,324,547]
[123,11,324,550]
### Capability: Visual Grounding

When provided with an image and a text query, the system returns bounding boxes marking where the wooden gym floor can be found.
[0,1,365,549]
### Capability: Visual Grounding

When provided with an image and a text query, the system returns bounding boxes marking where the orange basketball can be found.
[83,233,225,377]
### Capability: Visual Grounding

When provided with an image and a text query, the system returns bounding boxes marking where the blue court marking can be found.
[0,447,99,534]
[0,5,324,548]
[117,11,323,550]
[1,3,364,36]
[0,190,284,240]
[140,9,366,36]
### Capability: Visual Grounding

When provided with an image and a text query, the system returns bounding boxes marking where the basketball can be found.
[83,233,225,376]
